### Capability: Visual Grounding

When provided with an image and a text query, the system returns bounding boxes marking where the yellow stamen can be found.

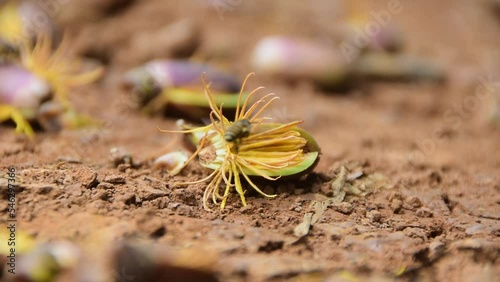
[0,105,34,138]
[20,32,104,109]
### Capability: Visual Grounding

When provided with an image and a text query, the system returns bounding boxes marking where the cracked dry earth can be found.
[1,0,500,281]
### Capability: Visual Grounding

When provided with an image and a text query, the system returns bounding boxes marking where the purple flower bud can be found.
[124,59,241,94]
[251,36,352,90]
[0,65,51,111]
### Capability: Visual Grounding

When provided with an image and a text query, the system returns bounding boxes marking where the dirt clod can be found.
[366,210,383,223]
[76,167,98,188]
[95,189,113,201]
[103,175,126,184]
[390,199,404,214]
[120,193,139,206]
[416,207,434,218]
[331,202,354,215]
[406,196,423,209]
[141,188,168,201]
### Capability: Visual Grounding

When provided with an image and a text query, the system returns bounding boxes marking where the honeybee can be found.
[225,119,251,152]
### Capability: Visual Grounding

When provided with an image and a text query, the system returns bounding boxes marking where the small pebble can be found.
[117,164,131,172]
[331,202,353,215]
[290,202,302,212]
[416,207,433,218]
[390,199,403,214]
[110,147,133,167]
[82,171,98,189]
[104,175,126,184]
[406,196,423,209]
[95,190,112,201]
[366,210,383,223]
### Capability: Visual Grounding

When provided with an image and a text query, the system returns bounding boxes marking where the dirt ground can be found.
[1,0,499,281]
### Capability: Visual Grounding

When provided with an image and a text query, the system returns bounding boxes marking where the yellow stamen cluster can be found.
[160,73,315,210]
[20,33,104,109]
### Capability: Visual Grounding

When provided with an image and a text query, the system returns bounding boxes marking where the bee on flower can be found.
[159,73,320,210]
